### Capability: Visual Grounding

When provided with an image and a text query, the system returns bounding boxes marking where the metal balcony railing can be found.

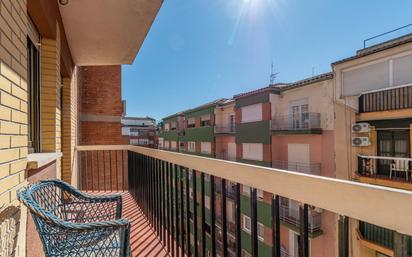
[214,124,236,134]
[357,154,412,182]
[74,145,412,257]
[272,160,321,175]
[359,84,412,113]
[271,113,321,131]
[279,204,322,234]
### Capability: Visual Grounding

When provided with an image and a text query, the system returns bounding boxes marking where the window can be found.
[242,185,250,195]
[201,114,211,126]
[242,143,263,161]
[171,141,177,150]
[242,186,263,199]
[241,103,262,123]
[289,99,309,129]
[170,121,177,130]
[201,142,211,154]
[27,38,41,153]
[204,196,210,209]
[187,117,195,128]
[243,215,251,233]
[188,141,196,152]
[164,141,170,149]
[158,138,164,148]
[164,123,170,131]
[258,223,264,242]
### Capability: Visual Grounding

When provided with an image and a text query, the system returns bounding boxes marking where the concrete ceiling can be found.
[59,0,163,66]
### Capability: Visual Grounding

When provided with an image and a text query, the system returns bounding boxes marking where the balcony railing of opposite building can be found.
[75,145,412,257]
[272,160,321,176]
[271,113,321,131]
[279,203,322,234]
[357,154,412,183]
[214,124,236,134]
[359,84,412,113]
[359,221,412,255]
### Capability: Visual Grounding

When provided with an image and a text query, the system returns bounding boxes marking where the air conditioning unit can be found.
[352,123,370,133]
[352,137,371,147]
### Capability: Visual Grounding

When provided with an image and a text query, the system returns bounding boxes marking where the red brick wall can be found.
[79,65,126,145]
[80,65,122,116]
[80,121,127,145]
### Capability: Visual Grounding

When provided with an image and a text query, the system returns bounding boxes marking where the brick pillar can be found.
[61,68,79,185]
[79,65,126,145]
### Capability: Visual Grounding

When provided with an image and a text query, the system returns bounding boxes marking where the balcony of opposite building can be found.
[271,113,322,134]
[356,155,412,190]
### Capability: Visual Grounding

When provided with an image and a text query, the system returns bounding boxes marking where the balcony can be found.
[359,84,412,113]
[271,113,321,133]
[214,124,236,134]
[358,222,412,256]
[279,202,322,235]
[65,145,412,257]
[272,160,321,175]
[357,155,412,189]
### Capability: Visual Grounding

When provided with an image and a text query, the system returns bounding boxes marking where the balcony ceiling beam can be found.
[59,0,163,65]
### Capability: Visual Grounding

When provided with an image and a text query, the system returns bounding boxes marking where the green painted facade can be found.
[236,121,271,144]
[184,106,215,119]
[182,126,214,142]
[235,91,273,108]
[159,130,179,141]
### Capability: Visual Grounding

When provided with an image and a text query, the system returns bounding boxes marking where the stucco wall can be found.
[269,79,335,130]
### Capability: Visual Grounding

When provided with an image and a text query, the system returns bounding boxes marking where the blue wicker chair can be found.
[18,179,131,257]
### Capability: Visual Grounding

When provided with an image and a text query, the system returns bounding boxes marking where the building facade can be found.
[122,116,157,148]
[333,34,412,257]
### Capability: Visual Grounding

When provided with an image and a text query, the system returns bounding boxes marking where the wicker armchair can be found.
[18,179,131,257]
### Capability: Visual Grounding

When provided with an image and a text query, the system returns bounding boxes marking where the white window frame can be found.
[242,185,263,199]
[187,117,196,128]
[243,215,251,233]
[258,222,264,242]
[201,142,212,154]
[188,141,196,153]
[241,103,262,123]
[242,143,263,161]
[164,123,170,131]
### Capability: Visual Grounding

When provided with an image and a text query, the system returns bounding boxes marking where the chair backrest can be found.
[18,180,72,224]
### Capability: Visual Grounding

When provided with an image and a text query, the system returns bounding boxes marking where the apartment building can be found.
[234,88,274,167]
[0,0,162,256]
[159,112,184,151]
[270,73,336,257]
[333,33,412,257]
[159,99,227,156]
[214,99,236,161]
[122,116,158,148]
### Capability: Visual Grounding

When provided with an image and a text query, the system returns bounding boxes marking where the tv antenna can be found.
[270,62,280,84]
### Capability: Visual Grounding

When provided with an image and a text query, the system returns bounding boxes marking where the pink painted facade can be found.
[271,131,335,178]
[215,135,236,160]
[272,130,336,257]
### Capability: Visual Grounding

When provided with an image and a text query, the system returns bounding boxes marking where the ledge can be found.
[27,152,63,170]
[271,129,322,135]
